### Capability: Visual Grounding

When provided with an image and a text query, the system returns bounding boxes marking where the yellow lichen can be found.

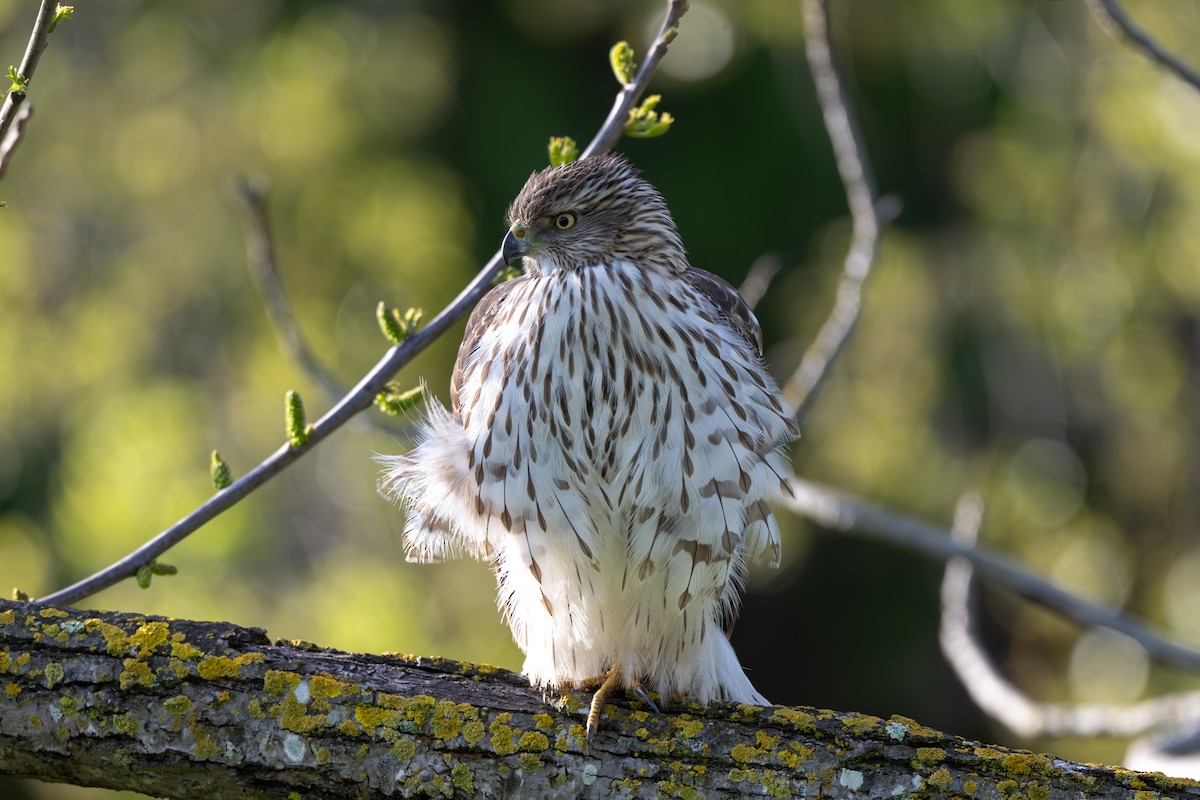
[518,730,549,752]
[163,695,192,715]
[964,778,978,794]
[0,610,14,625]
[170,640,203,661]
[489,713,519,756]
[768,707,815,732]
[128,621,170,657]
[248,699,265,719]
[673,717,704,738]
[354,704,392,730]
[533,713,555,731]
[43,662,64,689]
[84,619,129,655]
[315,747,332,765]
[432,701,468,740]
[112,713,138,735]
[15,652,29,667]
[197,653,264,680]
[193,725,218,760]
[0,652,10,673]
[518,752,543,771]
[338,719,360,737]
[38,607,68,619]
[1002,753,1052,777]
[119,659,154,689]
[392,735,418,761]
[463,719,486,745]
[309,673,355,700]
[4,682,20,697]
[451,762,473,793]
[928,767,953,789]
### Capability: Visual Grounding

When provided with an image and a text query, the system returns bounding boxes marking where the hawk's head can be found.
[503,154,686,275]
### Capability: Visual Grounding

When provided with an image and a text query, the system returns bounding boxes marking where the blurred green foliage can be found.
[2,0,1200,796]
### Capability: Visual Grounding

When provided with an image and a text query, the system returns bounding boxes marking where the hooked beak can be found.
[502,228,529,266]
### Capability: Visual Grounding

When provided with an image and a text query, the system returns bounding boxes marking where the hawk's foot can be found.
[585,664,622,743]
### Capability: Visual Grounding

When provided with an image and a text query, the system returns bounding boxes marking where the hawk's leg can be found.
[572,665,660,742]
[585,665,622,742]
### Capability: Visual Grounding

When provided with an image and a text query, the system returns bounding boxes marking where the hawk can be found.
[380,154,797,733]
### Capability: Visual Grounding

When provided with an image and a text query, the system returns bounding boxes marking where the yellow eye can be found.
[554,212,576,230]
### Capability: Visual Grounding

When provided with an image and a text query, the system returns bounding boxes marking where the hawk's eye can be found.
[554,212,576,230]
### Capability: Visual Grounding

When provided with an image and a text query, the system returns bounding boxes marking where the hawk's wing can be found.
[682,267,764,355]
[450,275,527,420]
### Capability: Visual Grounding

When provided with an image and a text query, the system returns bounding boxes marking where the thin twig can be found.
[738,254,782,312]
[940,492,1200,739]
[34,0,689,607]
[784,477,1200,675]
[581,0,688,159]
[784,0,893,423]
[236,179,351,405]
[1085,0,1200,93]
[0,0,58,173]
[0,103,32,181]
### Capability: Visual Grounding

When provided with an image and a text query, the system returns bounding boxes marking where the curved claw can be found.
[631,683,660,714]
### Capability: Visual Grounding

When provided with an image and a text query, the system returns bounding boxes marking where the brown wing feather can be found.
[682,268,764,354]
[450,276,526,420]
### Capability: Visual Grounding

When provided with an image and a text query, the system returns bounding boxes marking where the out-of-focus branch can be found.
[940,493,1200,740]
[34,0,689,608]
[784,477,1200,675]
[0,0,60,180]
[0,104,32,181]
[1085,0,1200,92]
[236,180,347,405]
[738,253,782,311]
[784,0,895,423]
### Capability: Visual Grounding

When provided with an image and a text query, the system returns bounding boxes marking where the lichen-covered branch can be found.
[0,600,1195,799]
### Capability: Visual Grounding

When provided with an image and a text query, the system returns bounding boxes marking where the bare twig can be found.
[784,0,893,423]
[34,0,689,607]
[738,253,782,312]
[0,0,59,176]
[784,477,1200,675]
[581,0,688,159]
[940,492,1200,739]
[236,179,351,405]
[1085,0,1200,93]
[0,103,32,181]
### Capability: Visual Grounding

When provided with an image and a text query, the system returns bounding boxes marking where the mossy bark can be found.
[0,599,1195,799]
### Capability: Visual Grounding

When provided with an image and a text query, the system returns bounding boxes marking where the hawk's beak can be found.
[502,228,529,266]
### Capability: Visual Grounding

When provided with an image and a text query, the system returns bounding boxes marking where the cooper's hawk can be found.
[380,154,797,733]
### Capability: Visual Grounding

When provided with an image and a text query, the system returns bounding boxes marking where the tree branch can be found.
[33,0,690,608]
[783,0,895,424]
[1085,0,1200,93]
[0,0,59,178]
[1,600,1192,799]
[0,103,32,182]
[236,179,356,407]
[940,493,1200,741]
[785,477,1200,675]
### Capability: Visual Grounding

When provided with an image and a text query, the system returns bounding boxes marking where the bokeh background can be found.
[2,0,1200,796]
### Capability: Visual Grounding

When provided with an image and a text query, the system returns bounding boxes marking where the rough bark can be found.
[0,599,1195,799]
